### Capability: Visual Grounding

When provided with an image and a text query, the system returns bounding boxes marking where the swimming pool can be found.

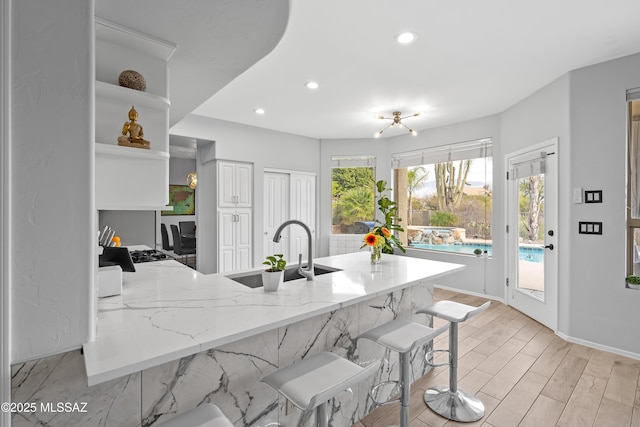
[410,243,545,263]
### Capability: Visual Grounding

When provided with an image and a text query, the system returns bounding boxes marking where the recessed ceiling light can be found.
[396,32,417,45]
[305,81,319,89]
[254,108,265,115]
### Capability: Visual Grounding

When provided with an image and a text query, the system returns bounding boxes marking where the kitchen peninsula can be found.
[14,252,464,427]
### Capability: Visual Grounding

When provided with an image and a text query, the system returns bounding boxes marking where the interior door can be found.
[290,173,316,264]
[506,138,558,330]
[263,172,290,261]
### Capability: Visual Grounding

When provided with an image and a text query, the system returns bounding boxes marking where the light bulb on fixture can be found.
[396,32,417,44]
[186,172,198,189]
[375,111,421,138]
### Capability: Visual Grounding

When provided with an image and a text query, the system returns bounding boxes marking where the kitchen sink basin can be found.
[226,264,342,288]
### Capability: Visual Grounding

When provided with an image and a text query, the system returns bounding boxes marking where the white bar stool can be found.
[153,403,234,427]
[261,351,380,427]
[358,319,449,427]
[417,300,491,422]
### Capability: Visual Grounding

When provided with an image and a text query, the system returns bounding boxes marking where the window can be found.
[331,156,376,234]
[627,91,640,274]
[391,139,493,255]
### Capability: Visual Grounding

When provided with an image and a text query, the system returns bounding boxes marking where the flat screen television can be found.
[99,247,136,272]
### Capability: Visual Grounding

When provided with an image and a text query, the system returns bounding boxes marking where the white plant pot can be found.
[627,282,640,290]
[262,270,284,292]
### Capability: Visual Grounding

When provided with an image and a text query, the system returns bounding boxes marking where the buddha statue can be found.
[117,106,150,149]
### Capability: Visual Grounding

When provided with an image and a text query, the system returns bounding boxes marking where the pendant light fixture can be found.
[375,111,421,138]
[186,172,198,189]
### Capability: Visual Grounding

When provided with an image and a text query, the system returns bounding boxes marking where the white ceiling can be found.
[95,0,289,127]
[98,1,640,141]
[191,0,640,140]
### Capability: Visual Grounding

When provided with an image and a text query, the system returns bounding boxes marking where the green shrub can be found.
[430,211,458,227]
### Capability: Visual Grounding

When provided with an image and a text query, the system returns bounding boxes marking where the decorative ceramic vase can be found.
[627,281,640,290]
[118,70,147,92]
[262,270,284,292]
[371,245,382,264]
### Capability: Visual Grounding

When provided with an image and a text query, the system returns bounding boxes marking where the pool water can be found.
[410,243,545,263]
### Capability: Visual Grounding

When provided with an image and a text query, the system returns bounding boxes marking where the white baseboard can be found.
[434,284,505,304]
[555,331,640,361]
[434,285,640,361]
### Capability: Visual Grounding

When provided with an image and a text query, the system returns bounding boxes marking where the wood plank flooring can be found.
[353,288,640,427]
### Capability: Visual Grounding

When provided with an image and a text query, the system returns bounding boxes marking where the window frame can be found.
[391,139,493,256]
[627,100,640,275]
[330,155,376,235]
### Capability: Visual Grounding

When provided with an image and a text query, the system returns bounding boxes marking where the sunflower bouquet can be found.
[361,180,406,258]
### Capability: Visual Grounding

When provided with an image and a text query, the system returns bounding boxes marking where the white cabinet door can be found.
[218,210,237,273]
[290,174,316,263]
[218,161,253,208]
[217,208,253,273]
[263,172,290,261]
[235,163,253,207]
[218,162,237,208]
[236,209,252,271]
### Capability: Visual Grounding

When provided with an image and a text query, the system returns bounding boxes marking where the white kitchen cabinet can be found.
[218,161,252,208]
[95,18,176,210]
[218,208,252,273]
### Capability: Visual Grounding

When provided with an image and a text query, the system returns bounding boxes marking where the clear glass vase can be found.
[371,245,382,264]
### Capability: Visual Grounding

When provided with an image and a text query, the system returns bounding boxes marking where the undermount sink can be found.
[226,264,342,288]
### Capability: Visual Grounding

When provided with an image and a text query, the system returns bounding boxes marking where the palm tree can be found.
[339,186,375,224]
[407,166,429,225]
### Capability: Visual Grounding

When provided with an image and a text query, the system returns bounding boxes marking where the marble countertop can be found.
[83,252,465,386]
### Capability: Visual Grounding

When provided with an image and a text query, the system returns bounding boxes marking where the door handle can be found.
[544,244,554,250]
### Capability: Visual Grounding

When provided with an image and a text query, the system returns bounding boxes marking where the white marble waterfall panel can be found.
[275,305,359,427]
[141,329,279,427]
[410,281,436,381]
[356,288,413,418]
[11,350,141,427]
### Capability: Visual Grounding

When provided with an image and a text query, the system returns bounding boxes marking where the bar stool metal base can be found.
[424,386,485,422]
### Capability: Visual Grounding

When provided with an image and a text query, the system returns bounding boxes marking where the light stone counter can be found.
[83,252,464,386]
[12,252,464,427]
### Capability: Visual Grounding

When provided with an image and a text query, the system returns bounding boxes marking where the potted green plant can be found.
[626,275,640,290]
[262,254,286,291]
[473,248,483,257]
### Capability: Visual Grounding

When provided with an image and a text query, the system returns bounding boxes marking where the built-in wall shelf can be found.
[95,18,176,62]
[95,142,169,160]
[95,16,174,211]
[95,81,170,110]
[99,205,173,212]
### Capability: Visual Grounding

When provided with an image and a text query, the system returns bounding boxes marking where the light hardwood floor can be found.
[354,288,640,427]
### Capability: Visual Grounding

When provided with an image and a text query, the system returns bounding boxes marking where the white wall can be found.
[1,0,11,422]
[11,0,94,362]
[99,211,156,248]
[160,156,197,248]
[501,74,571,332]
[171,115,320,269]
[567,53,640,356]
[169,157,196,184]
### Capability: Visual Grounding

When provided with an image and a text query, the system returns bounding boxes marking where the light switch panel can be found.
[584,190,602,203]
[573,187,583,203]
[578,221,602,235]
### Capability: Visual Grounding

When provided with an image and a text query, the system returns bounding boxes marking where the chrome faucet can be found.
[273,219,314,281]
